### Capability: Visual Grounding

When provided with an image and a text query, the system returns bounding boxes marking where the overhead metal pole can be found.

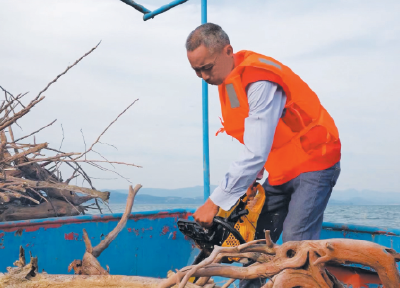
[143,0,188,21]
[201,0,210,202]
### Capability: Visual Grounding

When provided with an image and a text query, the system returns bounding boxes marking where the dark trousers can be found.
[239,162,341,288]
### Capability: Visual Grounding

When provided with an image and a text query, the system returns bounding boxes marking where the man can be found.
[186,23,341,251]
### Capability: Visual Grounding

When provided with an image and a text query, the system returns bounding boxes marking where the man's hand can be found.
[193,198,219,228]
[246,181,258,200]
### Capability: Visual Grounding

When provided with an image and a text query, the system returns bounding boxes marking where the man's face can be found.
[187,44,234,86]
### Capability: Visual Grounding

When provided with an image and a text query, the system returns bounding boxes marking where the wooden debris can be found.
[0,199,84,222]
[68,184,141,275]
[1,274,203,288]
[159,231,400,288]
[0,43,140,222]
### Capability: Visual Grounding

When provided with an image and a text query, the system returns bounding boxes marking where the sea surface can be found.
[103,204,400,230]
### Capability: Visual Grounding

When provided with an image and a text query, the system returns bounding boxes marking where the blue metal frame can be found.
[144,0,188,21]
[119,0,188,21]
[119,0,151,14]
[201,0,210,201]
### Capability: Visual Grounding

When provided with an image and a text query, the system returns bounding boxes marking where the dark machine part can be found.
[177,195,249,263]
[177,216,246,251]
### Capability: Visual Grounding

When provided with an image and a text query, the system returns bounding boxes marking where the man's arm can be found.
[193,81,286,226]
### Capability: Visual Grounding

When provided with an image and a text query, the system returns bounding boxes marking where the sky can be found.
[0,0,399,193]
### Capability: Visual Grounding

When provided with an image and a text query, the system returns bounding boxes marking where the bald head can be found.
[186,23,230,54]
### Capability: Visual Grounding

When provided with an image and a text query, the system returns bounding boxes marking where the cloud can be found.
[0,0,399,192]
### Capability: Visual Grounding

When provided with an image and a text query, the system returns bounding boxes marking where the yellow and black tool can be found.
[177,182,266,264]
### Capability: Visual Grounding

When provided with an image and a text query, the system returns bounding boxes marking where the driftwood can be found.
[4,176,109,202]
[0,199,84,222]
[0,43,140,222]
[68,184,141,275]
[159,231,400,288]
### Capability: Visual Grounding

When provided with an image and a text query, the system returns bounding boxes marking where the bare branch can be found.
[98,141,118,150]
[34,42,101,102]
[80,128,87,160]
[92,184,141,258]
[27,188,48,203]
[4,176,110,202]
[74,99,139,161]
[14,152,80,167]
[94,198,103,214]
[0,143,47,165]
[13,119,57,143]
[91,149,115,169]
[59,123,65,151]
[0,85,25,108]
[58,159,141,167]
[0,97,45,132]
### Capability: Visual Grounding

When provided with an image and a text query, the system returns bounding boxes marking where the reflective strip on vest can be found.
[226,83,240,108]
[258,58,282,70]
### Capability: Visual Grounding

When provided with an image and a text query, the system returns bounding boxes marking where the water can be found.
[105,203,200,213]
[324,205,400,229]
[104,204,400,230]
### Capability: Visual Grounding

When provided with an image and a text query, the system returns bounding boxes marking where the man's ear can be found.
[225,45,233,56]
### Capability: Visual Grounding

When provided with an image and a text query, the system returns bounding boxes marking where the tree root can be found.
[159,231,400,288]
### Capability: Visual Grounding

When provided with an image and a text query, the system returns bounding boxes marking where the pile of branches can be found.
[159,231,400,288]
[0,43,139,222]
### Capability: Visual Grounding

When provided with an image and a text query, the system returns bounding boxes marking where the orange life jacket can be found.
[217,50,341,186]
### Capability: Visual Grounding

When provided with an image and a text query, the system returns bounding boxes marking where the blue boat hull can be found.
[1,209,399,287]
[0,209,197,276]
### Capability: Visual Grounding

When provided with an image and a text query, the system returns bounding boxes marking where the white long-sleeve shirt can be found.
[210,81,287,211]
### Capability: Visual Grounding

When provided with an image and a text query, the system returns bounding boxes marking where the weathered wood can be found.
[0,44,139,222]
[3,169,22,178]
[0,199,83,222]
[93,184,141,257]
[0,190,39,205]
[0,96,45,132]
[11,157,94,205]
[13,246,26,268]
[4,176,110,202]
[0,143,47,165]
[69,185,141,275]
[159,232,400,288]
[0,274,203,288]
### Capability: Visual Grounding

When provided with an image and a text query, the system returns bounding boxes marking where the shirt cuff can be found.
[209,186,242,211]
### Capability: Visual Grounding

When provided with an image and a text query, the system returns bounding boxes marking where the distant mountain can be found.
[109,192,203,204]
[106,185,217,198]
[329,189,400,205]
[327,199,349,205]
[106,186,400,205]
